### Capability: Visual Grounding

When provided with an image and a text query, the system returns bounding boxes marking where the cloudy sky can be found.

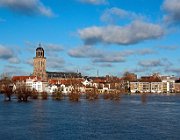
[0,0,180,77]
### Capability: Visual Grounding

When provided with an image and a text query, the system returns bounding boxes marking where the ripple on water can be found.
[0,94,180,140]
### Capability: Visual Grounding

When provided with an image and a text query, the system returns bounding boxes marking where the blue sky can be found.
[0,0,180,77]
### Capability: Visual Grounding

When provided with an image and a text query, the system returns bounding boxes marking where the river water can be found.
[0,94,180,140]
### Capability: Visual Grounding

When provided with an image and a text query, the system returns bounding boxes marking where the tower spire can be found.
[33,44,47,81]
[39,42,42,47]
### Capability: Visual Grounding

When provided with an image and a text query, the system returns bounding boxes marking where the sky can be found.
[0,0,180,77]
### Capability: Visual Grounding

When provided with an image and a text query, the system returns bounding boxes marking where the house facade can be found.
[130,75,176,94]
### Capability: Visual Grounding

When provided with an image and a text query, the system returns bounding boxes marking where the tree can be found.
[122,72,137,93]
[31,89,38,99]
[103,90,110,99]
[68,88,80,102]
[52,87,63,100]
[86,87,99,100]
[68,78,81,102]
[41,91,48,100]
[0,76,14,101]
[15,84,32,102]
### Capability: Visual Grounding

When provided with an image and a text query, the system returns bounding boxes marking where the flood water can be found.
[0,94,180,140]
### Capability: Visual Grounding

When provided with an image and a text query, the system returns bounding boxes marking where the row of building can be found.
[11,73,180,94]
[130,75,179,93]
[5,45,180,94]
[11,75,120,94]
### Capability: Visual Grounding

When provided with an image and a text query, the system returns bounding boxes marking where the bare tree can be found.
[68,88,80,102]
[103,90,110,100]
[86,87,99,100]
[0,76,14,101]
[67,77,81,102]
[15,84,32,102]
[41,91,48,100]
[31,89,38,99]
[52,87,63,100]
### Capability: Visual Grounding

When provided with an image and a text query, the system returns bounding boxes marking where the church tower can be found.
[33,44,47,81]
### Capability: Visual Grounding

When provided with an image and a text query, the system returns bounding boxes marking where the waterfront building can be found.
[33,44,82,81]
[12,76,37,89]
[60,84,74,95]
[130,82,139,93]
[175,79,180,93]
[45,85,58,94]
[82,79,93,87]
[12,76,48,92]
[33,44,47,81]
[161,76,176,93]
[150,82,162,93]
[139,82,151,93]
[47,71,82,79]
[130,75,162,93]
[47,78,85,94]
[32,80,48,92]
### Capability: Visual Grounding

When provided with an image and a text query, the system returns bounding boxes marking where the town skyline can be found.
[0,0,180,77]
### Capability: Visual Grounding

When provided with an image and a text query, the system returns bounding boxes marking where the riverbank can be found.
[1,93,180,102]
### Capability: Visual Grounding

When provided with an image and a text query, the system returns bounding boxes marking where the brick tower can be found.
[33,44,47,81]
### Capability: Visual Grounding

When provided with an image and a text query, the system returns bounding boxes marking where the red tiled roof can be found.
[138,76,161,82]
[93,79,106,83]
[12,76,39,82]
[48,78,83,85]
[92,77,122,83]
[48,79,60,84]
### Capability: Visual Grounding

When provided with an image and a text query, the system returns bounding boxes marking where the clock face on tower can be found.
[33,44,47,81]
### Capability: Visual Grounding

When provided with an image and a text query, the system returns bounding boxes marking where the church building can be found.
[33,44,47,81]
[33,44,82,81]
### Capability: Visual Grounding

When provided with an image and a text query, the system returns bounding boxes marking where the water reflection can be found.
[141,93,147,104]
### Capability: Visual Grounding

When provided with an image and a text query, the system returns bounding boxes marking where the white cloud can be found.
[158,45,178,50]
[0,45,14,59]
[165,67,180,75]
[138,58,172,68]
[98,63,113,67]
[163,0,180,24]
[26,59,33,66]
[138,48,156,55]
[0,44,20,64]
[8,57,20,64]
[0,0,54,17]
[68,45,126,63]
[47,57,65,70]
[68,44,155,64]
[138,60,163,67]
[78,20,164,45]
[68,45,104,58]
[93,55,125,63]
[45,44,64,51]
[79,0,107,5]
[26,42,64,57]
[101,7,144,23]
[3,65,28,76]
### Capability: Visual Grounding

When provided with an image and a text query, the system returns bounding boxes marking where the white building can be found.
[32,81,43,92]
[161,76,176,93]
[150,82,162,93]
[12,76,48,93]
[46,85,58,94]
[82,79,93,87]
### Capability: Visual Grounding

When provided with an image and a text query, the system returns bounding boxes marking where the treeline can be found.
[0,79,123,102]
[0,75,147,103]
